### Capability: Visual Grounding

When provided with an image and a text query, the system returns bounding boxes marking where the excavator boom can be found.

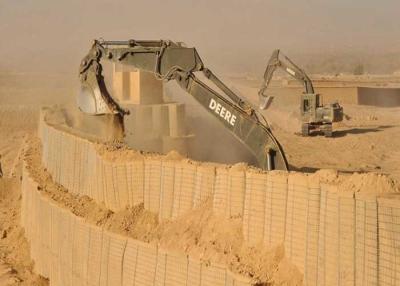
[258,49,343,137]
[259,49,314,109]
[79,39,289,171]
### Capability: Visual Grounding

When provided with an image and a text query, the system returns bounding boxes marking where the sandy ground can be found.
[0,104,48,285]
[233,83,400,182]
[0,179,48,285]
[271,104,400,178]
[1,72,400,285]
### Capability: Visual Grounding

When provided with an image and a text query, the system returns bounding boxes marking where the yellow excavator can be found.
[78,39,288,170]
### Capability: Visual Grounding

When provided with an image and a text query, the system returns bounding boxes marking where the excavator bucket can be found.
[78,70,115,115]
[79,48,125,115]
[78,82,101,114]
[259,93,274,110]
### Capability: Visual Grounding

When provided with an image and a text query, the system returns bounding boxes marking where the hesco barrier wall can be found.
[21,165,252,286]
[37,110,400,286]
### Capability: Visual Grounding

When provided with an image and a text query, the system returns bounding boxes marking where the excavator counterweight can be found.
[78,39,289,171]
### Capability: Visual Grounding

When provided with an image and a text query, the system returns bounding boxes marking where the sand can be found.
[24,137,303,285]
[0,106,48,285]
[24,112,399,285]
[2,72,400,285]
[309,169,399,193]
[0,178,48,285]
[233,82,400,183]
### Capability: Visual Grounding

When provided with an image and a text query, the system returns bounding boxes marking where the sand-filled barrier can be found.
[21,163,253,286]
[30,107,400,285]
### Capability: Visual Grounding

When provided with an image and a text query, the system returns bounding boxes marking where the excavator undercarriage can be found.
[78,39,289,171]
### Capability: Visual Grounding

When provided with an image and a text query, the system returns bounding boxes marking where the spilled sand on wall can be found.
[24,136,303,285]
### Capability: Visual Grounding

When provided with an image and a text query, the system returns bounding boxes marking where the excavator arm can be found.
[258,49,314,109]
[79,39,288,171]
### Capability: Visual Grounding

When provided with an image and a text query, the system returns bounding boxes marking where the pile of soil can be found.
[313,169,399,194]
[25,137,303,285]
[0,178,48,285]
[0,106,48,285]
[4,104,400,285]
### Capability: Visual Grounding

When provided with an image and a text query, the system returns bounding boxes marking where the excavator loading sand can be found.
[78,39,288,170]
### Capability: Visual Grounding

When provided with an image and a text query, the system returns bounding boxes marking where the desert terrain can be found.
[2,0,400,284]
[0,71,399,285]
[233,78,400,181]
[0,72,74,285]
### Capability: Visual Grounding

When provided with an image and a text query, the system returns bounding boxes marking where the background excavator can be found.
[78,39,289,171]
[258,49,343,137]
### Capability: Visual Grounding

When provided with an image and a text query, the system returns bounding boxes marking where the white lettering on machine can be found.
[208,99,237,126]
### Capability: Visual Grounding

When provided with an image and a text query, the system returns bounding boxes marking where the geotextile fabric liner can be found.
[193,164,215,207]
[38,109,400,285]
[214,167,246,218]
[21,165,253,286]
[243,171,268,245]
[171,161,197,218]
[355,193,379,286]
[377,196,400,285]
[317,185,355,286]
[241,169,400,286]
[39,115,216,218]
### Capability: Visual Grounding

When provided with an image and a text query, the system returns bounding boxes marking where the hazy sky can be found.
[1,0,400,73]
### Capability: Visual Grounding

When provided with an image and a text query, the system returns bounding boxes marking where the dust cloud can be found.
[1,0,400,166]
[164,81,257,166]
[1,0,400,75]
[59,107,125,141]
[1,1,400,110]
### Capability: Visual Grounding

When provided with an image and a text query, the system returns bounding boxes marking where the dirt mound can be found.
[338,172,399,194]
[164,149,184,160]
[0,105,47,285]
[0,261,19,286]
[0,178,48,285]
[0,106,38,178]
[148,201,302,284]
[96,141,145,162]
[25,137,303,285]
[312,169,399,193]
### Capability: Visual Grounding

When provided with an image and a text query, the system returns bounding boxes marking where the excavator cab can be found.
[300,93,320,122]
